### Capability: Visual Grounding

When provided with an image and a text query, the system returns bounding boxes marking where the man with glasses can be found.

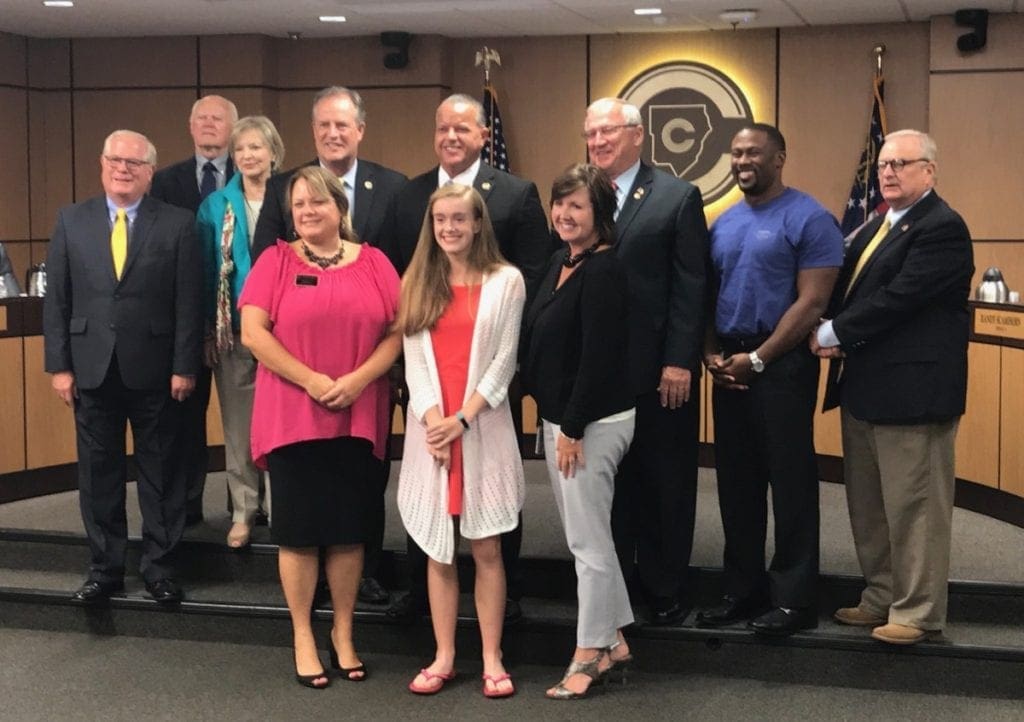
[583,97,708,625]
[813,129,974,645]
[699,123,842,636]
[44,130,202,605]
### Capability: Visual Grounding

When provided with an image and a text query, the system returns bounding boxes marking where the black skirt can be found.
[266,435,379,548]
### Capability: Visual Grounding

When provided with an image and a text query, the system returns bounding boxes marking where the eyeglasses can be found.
[877,158,930,172]
[103,155,150,171]
[581,124,638,141]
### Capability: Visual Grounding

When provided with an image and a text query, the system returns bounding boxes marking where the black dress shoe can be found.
[504,598,523,624]
[71,579,124,603]
[253,509,270,527]
[695,594,765,628]
[648,596,687,626]
[357,577,389,604]
[747,607,817,637]
[386,592,427,621]
[145,578,184,604]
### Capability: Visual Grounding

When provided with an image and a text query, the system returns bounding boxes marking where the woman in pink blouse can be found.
[397,184,525,699]
[240,167,401,689]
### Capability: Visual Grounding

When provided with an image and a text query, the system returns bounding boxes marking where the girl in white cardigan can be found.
[396,184,525,699]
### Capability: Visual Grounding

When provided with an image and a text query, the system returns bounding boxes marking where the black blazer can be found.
[823,192,973,424]
[43,195,203,390]
[614,161,708,395]
[392,164,554,302]
[250,158,407,266]
[521,249,633,439]
[149,156,235,214]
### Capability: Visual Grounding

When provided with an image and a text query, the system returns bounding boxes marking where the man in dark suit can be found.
[699,124,843,636]
[149,93,238,526]
[252,86,406,605]
[583,97,708,625]
[251,86,407,261]
[388,93,551,621]
[813,129,973,645]
[44,129,202,604]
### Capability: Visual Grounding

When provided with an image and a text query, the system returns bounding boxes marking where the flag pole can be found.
[475,46,502,167]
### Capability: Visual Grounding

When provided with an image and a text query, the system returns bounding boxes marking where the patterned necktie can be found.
[342,179,353,225]
[111,208,127,279]
[845,217,891,299]
[612,181,621,221]
[200,161,217,201]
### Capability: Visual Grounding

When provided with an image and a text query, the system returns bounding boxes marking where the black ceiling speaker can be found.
[954,9,989,52]
[381,31,412,69]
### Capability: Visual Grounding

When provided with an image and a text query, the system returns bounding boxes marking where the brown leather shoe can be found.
[871,623,931,645]
[833,606,886,627]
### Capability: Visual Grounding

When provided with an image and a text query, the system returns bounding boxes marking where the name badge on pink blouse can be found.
[295,274,318,287]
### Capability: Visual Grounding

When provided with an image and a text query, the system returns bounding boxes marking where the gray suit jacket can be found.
[43,195,203,390]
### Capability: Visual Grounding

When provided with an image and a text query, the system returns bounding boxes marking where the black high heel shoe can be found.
[327,632,368,682]
[294,656,330,690]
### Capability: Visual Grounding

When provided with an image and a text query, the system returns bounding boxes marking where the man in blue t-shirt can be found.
[697,123,843,636]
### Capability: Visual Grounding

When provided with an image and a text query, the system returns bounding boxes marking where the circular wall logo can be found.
[620,61,754,205]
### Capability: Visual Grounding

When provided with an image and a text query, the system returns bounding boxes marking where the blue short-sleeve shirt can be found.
[709,187,843,338]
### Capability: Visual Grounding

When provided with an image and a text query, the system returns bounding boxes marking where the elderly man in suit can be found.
[150,93,238,527]
[813,129,974,645]
[582,97,708,625]
[251,85,406,605]
[387,93,552,622]
[44,129,202,604]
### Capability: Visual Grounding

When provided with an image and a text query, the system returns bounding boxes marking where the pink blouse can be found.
[238,240,399,469]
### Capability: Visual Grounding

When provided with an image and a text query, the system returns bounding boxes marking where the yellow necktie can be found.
[111,209,128,279]
[844,217,890,298]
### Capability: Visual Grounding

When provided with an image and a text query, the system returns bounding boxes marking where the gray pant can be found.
[543,415,635,648]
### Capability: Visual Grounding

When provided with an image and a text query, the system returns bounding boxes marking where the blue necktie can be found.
[200,161,217,201]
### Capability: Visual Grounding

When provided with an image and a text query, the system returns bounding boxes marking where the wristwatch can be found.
[748,350,765,373]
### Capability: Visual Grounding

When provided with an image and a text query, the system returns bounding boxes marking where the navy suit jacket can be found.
[823,191,973,423]
[250,158,407,267]
[614,161,708,395]
[391,164,554,302]
[43,195,203,390]
[150,156,235,214]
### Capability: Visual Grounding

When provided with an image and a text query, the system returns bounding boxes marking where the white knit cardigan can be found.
[398,264,526,564]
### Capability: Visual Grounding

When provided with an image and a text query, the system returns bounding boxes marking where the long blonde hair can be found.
[396,183,506,335]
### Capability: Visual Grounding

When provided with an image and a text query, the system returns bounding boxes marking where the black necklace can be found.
[562,242,601,268]
[302,240,344,269]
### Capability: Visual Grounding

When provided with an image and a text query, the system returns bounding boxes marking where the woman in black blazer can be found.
[521,164,635,700]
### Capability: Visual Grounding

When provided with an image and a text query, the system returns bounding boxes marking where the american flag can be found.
[481,83,510,172]
[841,74,888,239]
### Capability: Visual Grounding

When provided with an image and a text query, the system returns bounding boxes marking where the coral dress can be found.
[430,284,480,515]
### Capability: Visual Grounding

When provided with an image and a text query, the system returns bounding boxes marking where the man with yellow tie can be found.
[43,129,202,605]
[813,129,974,645]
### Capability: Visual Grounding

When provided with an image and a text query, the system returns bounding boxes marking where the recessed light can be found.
[634,7,662,16]
[43,0,74,7]
[719,9,758,25]
[319,15,347,23]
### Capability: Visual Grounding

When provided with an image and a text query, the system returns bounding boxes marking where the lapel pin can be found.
[364,180,373,190]
[481,181,492,191]
[633,187,644,200]
[900,223,909,232]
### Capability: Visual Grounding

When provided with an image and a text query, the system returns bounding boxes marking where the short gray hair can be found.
[886,129,938,161]
[230,115,286,171]
[440,94,486,127]
[311,86,366,125]
[102,129,157,166]
[586,97,642,126]
[190,94,238,123]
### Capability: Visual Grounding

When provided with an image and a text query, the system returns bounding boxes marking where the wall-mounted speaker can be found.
[954,9,989,53]
[381,31,412,70]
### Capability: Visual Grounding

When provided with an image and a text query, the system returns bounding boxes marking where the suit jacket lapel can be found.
[615,162,653,243]
[88,198,119,285]
[473,163,497,202]
[120,197,156,282]
[352,162,372,238]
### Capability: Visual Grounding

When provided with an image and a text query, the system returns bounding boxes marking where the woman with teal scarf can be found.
[197,115,285,549]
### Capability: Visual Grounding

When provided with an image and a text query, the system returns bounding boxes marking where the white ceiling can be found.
[1,0,1019,39]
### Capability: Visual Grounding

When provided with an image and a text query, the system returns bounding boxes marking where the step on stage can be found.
[2,465,1023,701]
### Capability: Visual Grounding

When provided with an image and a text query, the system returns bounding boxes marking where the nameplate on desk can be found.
[974,306,1024,341]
